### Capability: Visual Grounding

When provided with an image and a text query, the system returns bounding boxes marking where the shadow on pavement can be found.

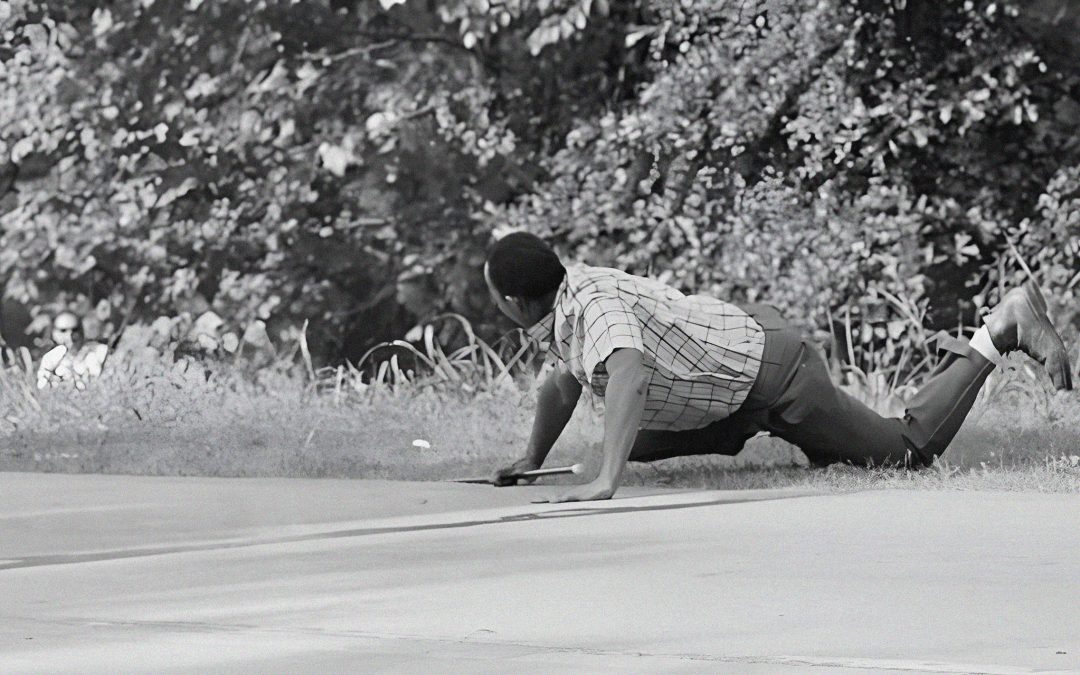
[0,490,822,572]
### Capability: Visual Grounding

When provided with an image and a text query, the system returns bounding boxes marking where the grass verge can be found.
[1,346,1078,493]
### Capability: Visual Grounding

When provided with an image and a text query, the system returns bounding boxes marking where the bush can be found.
[1,0,1077,378]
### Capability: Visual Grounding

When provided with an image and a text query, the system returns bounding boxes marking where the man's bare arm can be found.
[492,364,582,485]
[545,348,647,502]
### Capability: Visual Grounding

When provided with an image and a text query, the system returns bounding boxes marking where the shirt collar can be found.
[524,311,555,344]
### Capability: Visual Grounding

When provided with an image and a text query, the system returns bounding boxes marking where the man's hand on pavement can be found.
[491,457,541,486]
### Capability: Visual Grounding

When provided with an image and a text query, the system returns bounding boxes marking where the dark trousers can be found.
[629,314,996,468]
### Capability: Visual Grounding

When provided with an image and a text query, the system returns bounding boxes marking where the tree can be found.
[2,0,1076,375]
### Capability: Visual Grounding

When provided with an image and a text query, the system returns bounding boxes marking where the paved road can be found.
[2,472,1078,673]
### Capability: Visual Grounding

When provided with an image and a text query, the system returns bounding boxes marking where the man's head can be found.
[484,232,565,328]
[51,311,81,348]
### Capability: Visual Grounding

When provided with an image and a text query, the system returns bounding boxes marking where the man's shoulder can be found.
[562,266,626,312]
[564,263,640,295]
[566,263,683,304]
[565,262,623,280]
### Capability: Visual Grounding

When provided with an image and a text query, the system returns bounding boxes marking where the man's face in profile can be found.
[483,263,531,328]
[51,313,80,348]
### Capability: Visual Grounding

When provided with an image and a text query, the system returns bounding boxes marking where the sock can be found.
[969,326,1003,365]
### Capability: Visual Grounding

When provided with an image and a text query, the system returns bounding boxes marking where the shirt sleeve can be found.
[578,294,645,382]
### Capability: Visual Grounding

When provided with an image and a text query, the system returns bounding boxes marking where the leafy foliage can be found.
[1,0,1077,377]
[0,0,602,358]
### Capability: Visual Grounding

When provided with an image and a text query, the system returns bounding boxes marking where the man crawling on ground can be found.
[484,232,1073,503]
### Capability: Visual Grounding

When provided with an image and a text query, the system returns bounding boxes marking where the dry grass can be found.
[2,320,1078,494]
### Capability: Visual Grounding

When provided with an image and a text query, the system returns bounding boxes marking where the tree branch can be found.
[300,39,396,63]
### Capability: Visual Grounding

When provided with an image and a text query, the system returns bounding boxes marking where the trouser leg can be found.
[763,334,996,467]
[629,407,765,463]
[892,334,998,462]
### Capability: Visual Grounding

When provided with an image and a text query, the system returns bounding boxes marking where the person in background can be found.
[36,311,109,390]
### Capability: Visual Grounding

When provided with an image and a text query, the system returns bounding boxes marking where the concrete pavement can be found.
[1,472,1078,673]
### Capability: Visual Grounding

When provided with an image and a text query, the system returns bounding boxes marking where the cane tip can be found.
[570,463,584,474]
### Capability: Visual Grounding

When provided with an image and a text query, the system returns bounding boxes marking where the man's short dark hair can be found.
[486,232,566,300]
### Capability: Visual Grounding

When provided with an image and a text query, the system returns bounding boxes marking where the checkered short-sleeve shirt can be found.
[525,264,765,431]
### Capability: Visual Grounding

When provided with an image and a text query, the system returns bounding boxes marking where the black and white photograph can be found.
[1,0,1078,671]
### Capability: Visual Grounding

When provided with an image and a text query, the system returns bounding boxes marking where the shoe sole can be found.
[1022,281,1074,391]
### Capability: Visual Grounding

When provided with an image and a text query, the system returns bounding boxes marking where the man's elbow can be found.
[606,349,649,394]
[553,372,582,405]
[558,386,581,407]
[615,362,650,396]
[627,369,649,396]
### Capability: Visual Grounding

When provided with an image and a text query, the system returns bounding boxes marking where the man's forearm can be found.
[524,373,580,465]
[596,362,648,489]
[539,349,647,503]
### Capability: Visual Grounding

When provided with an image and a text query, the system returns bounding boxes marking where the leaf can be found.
[23,23,49,52]
[625,27,655,48]
[91,8,113,37]
[10,137,34,162]
[527,22,563,55]
[153,165,201,208]
[318,143,353,177]
[295,62,321,95]
[572,6,587,30]
[251,60,289,94]
[155,176,198,208]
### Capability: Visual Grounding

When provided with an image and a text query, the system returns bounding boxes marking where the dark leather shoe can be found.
[986,281,1073,391]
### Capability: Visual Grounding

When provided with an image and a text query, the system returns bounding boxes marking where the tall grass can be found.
[349,313,543,396]
[0,318,553,478]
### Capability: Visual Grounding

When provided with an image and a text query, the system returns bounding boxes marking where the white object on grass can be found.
[412,439,432,449]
